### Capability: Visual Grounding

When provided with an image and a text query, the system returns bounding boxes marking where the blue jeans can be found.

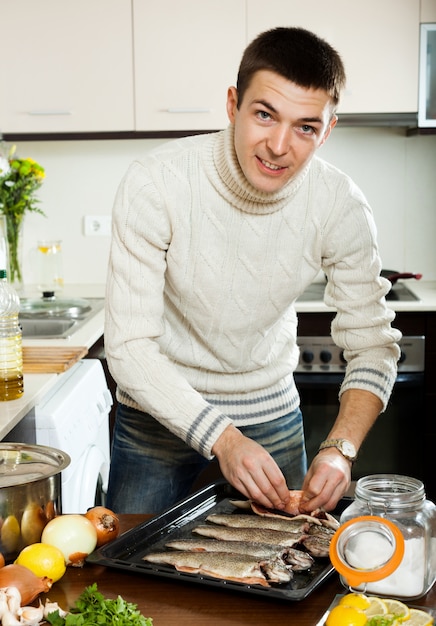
[106,403,307,514]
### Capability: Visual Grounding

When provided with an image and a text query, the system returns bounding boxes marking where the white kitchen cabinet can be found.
[133,0,246,131]
[421,0,436,22]
[247,0,420,114]
[0,0,134,133]
[1,1,426,135]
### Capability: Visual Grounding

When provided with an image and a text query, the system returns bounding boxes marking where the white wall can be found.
[13,126,436,290]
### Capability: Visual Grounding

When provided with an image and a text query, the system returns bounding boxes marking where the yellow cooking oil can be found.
[0,327,24,400]
[0,270,24,401]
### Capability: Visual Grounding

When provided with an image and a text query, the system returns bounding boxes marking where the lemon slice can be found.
[364,596,389,617]
[403,608,434,626]
[383,599,410,621]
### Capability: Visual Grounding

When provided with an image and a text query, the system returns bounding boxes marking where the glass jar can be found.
[332,474,436,600]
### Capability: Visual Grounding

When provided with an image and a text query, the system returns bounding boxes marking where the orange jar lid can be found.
[329,515,405,587]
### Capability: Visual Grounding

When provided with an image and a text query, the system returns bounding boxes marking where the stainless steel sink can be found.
[20,319,77,337]
[19,297,105,338]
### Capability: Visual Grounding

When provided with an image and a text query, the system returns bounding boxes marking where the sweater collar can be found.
[203,125,309,215]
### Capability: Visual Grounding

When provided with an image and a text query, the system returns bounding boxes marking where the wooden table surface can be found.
[40,514,436,626]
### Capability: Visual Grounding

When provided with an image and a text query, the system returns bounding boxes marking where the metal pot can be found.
[0,443,70,561]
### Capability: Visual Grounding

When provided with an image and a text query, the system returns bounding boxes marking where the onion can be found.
[84,506,120,547]
[0,564,52,604]
[41,514,97,567]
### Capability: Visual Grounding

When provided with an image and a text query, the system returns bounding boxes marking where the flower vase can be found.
[5,214,24,290]
[0,216,9,277]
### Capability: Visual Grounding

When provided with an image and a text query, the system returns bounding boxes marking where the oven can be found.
[295,335,425,481]
[296,281,426,483]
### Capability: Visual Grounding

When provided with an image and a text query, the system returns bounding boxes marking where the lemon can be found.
[383,599,410,622]
[364,596,389,617]
[15,542,66,582]
[403,608,435,626]
[326,605,367,626]
[339,593,371,610]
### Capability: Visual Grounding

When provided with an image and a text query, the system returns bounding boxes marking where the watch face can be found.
[342,441,356,457]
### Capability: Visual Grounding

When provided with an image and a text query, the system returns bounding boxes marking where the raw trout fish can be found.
[142,488,338,587]
[299,534,332,558]
[166,538,314,571]
[230,489,305,517]
[192,524,305,547]
[143,550,291,586]
[231,492,340,530]
[205,513,309,533]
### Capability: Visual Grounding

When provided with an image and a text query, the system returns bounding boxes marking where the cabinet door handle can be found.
[27,110,73,116]
[163,107,211,113]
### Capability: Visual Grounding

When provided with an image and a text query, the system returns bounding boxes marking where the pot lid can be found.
[19,295,92,318]
[0,443,70,487]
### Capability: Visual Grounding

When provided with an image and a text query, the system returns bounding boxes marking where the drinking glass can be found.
[37,240,64,293]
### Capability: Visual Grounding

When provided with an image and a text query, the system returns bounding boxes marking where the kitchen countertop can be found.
[295,279,436,313]
[0,280,435,441]
[40,514,436,626]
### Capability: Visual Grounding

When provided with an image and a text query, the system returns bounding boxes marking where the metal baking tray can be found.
[88,481,350,601]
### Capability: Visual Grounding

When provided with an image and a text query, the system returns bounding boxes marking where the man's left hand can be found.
[299,448,352,512]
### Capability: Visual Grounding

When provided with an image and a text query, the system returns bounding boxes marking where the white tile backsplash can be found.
[13,127,436,287]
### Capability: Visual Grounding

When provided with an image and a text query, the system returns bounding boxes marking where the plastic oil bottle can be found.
[0,269,23,400]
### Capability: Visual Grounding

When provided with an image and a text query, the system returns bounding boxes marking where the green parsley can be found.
[366,616,399,626]
[45,583,153,625]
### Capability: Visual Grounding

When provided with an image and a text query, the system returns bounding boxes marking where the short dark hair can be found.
[237,27,346,109]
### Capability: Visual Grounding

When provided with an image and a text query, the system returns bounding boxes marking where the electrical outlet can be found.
[84,215,112,236]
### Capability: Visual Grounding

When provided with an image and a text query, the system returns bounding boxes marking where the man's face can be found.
[226,70,337,194]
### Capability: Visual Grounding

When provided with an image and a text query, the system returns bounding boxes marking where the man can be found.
[105,27,401,514]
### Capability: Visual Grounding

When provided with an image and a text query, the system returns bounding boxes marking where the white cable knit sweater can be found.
[105,125,401,459]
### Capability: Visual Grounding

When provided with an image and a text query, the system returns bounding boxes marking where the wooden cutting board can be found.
[23,346,89,373]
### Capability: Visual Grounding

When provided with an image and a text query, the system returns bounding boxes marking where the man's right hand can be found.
[212,424,290,511]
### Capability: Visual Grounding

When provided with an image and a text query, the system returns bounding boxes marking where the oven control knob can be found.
[302,350,314,364]
[320,350,332,363]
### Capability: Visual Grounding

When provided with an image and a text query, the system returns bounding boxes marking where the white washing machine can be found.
[33,359,112,513]
[5,359,112,513]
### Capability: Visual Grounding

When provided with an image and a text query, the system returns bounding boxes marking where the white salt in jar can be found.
[331,474,436,600]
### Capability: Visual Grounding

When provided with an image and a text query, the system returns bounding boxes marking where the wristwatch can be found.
[318,438,357,462]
